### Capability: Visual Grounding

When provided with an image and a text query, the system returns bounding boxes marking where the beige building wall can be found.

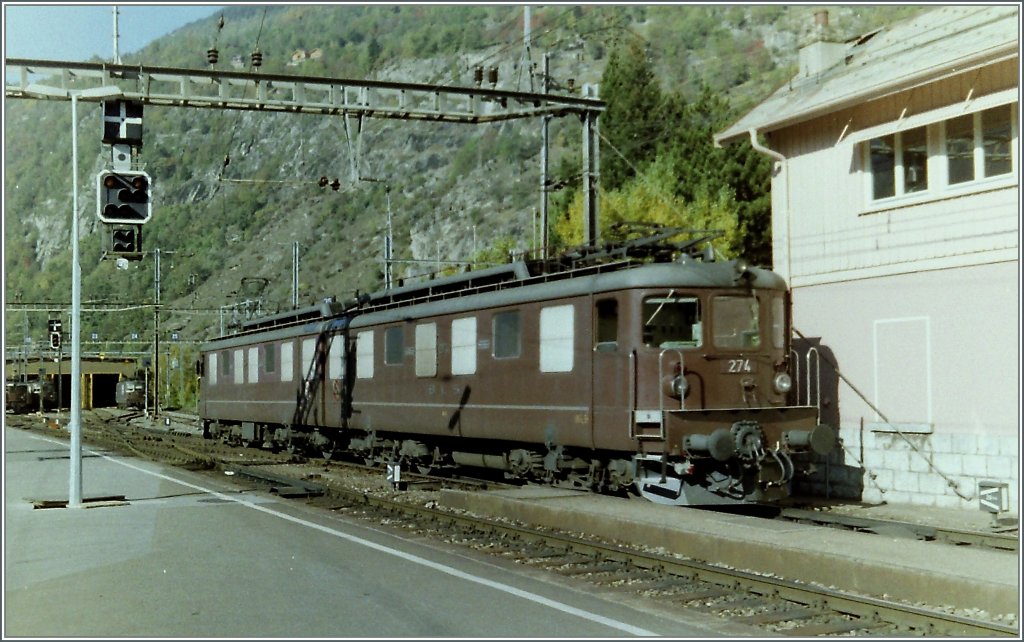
[790,262,1018,508]
[765,58,1019,509]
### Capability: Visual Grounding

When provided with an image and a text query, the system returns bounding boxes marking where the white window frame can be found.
[862,99,1018,210]
[328,335,345,379]
[208,353,218,386]
[415,322,437,377]
[247,347,259,383]
[280,341,294,383]
[451,317,477,376]
[540,304,574,373]
[356,330,374,379]
[233,349,244,384]
[301,337,316,379]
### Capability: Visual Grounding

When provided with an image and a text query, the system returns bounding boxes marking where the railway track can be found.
[776,506,1019,553]
[233,465,1017,638]
[7,409,1017,636]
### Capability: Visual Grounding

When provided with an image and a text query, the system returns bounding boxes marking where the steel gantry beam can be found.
[4,58,604,124]
[6,57,605,245]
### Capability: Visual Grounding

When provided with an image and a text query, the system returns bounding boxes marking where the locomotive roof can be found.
[202,258,786,351]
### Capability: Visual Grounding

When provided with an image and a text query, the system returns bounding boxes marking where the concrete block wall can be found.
[794,425,1019,513]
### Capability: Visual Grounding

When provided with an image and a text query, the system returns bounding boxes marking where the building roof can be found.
[715,6,1020,145]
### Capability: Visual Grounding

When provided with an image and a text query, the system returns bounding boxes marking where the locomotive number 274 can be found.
[724,358,754,373]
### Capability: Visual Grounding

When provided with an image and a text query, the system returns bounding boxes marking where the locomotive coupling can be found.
[683,428,734,461]
[782,423,836,455]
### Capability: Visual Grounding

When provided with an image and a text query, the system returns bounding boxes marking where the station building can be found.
[715,7,1019,509]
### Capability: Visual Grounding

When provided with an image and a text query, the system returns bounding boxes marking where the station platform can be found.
[440,486,1020,618]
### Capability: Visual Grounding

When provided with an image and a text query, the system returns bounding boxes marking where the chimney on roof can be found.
[799,9,846,78]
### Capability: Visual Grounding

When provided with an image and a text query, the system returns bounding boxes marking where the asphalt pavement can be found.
[3,424,729,638]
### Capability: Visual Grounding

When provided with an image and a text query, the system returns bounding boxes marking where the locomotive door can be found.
[591,296,632,451]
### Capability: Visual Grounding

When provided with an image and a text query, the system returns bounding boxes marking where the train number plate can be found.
[722,358,756,374]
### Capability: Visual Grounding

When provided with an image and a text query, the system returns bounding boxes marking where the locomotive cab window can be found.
[713,295,760,350]
[643,295,702,349]
[492,310,521,359]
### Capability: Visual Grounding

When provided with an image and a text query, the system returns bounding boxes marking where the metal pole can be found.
[69,93,82,508]
[153,248,160,418]
[384,188,393,289]
[292,241,299,308]
[540,52,550,260]
[112,6,121,65]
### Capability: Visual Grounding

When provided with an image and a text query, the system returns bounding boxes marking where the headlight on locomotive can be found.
[664,374,689,399]
[772,372,792,394]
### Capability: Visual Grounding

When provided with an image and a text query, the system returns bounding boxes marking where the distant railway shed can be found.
[5,355,139,410]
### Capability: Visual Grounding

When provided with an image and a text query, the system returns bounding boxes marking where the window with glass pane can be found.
[492,310,521,359]
[901,126,928,193]
[712,296,760,350]
[642,295,701,348]
[946,114,975,184]
[870,135,895,199]
[385,326,404,365]
[982,105,1012,178]
[263,343,276,373]
[595,299,618,348]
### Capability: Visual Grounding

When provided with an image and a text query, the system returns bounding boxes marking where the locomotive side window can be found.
[301,338,316,379]
[595,299,618,351]
[492,310,521,359]
[643,295,702,348]
[247,347,259,383]
[385,327,404,366]
[540,305,574,372]
[328,335,344,379]
[263,344,276,373]
[771,296,786,349]
[356,331,374,379]
[415,323,438,377]
[208,353,218,385]
[451,317,477,375]
[233,349,244,384]
[281,341,294,382]
[713,296,761,349]
[221,351,232,377]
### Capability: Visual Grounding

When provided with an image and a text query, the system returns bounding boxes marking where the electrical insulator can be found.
[318,176,329,188]
[487,66,498,87]
[330,179,341,191]
[207,47,219,65]
[251,48,263,68]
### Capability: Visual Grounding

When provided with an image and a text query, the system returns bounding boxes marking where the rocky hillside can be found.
[4,5,923,352]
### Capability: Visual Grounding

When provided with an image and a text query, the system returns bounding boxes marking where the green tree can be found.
[599,41,664,191]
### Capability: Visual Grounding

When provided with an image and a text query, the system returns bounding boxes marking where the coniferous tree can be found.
[599,41,664,191]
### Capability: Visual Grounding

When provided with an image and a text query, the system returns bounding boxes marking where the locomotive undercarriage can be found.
[201,416,826,506]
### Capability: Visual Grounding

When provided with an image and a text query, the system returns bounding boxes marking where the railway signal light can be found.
[50,331,61,349]
[97,170,152,224]
[110,226,142,256]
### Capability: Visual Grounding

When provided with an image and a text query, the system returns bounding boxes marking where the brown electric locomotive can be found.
[198,232,835,505]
